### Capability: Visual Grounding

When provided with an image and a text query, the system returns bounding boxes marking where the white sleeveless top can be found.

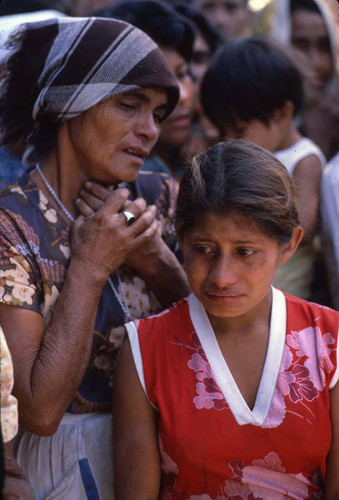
[274,137,326,175]
[273,138,326,299]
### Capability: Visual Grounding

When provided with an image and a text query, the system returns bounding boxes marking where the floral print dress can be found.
[126,288,339,499]
[0,168,179,413]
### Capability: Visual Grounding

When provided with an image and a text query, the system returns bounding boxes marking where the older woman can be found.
[0,17,189,499]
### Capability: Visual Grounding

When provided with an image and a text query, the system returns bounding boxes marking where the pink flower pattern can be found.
[186,333,229,411]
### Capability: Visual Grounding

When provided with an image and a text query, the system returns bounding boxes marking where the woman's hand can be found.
[72,185,159,285]
[76,181,190,307]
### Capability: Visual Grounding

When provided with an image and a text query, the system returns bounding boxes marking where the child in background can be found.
[201,36,326,300]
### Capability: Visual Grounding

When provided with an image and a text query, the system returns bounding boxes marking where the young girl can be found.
[113,140,339,499]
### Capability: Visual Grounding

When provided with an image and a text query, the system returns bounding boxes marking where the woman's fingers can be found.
[75,197,95,217]
[83,181,114,201]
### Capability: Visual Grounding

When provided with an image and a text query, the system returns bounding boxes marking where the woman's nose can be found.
[135,113,159,142]
[209,255,238,287]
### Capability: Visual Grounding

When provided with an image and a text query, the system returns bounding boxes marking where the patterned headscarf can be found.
[23,17,179,122]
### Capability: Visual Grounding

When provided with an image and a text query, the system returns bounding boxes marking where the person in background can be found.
[201,36,326,301]
[0,16,189,499]
[0,2,66,191]
[93,0,196,181]
[169,0,222,163]
[191,0,252,40]
[114,140,339,498]
[321,152,339,310]
[1,327,35,499]
[254,0,339,160]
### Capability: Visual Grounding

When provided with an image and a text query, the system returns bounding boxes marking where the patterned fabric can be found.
[0,326,18,443]
[127,289,339,499]
[4,17,179,123]
[0,168,179,413]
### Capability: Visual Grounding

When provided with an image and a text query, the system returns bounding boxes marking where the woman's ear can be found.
[279,226,304,266]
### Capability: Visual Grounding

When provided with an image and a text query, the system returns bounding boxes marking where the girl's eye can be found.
[194,245,214,256]
[237,248,256,258]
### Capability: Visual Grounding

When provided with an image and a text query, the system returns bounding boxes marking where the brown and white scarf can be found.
[26,16,179,122]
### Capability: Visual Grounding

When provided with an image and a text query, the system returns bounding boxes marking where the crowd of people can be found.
[0,0,338,499]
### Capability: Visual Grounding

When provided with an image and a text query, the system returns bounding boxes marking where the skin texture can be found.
[0,88,189,435]
[222,103,323,243]
[291,9,333,90]
[113,212,310,499]
[155,47,195,151]
[191,0,251,39]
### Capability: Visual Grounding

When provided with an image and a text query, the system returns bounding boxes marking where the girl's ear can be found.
[279,226,304,266]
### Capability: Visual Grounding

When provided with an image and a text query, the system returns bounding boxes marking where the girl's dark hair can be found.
[176,140,300,243]
[92,0,195,62]
[0,25,60,161]
[201,36,304,132]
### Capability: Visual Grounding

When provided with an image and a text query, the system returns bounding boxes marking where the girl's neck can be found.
[207,290,272,341]
[275,124,302,152]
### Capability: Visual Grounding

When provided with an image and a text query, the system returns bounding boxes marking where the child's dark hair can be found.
[91,0,195,62]
[200,36,304,133]
[176,140,300,243]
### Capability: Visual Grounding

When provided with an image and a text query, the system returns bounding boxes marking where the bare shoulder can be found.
[293,154,323,180]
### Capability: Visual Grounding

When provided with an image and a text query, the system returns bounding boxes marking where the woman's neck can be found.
[34,132,89,220]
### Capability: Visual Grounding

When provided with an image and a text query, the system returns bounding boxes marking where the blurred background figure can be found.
[321,152,339,310]
[93,0,196,180]
[169,0,222,163]
[0,1,66,191]
[191,0,253,40]
[255,0,339,160]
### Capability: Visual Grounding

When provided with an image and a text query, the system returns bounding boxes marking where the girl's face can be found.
[181,210,301,328]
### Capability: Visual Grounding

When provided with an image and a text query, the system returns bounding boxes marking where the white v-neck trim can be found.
[188,288,286,426]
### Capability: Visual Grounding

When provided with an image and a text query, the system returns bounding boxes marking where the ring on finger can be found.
[122,210,136,226]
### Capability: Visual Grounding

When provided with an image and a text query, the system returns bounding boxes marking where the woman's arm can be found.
[113,339,160,499]
[293,155,323,245]
[325,381,339,499]
[0,188,160,435]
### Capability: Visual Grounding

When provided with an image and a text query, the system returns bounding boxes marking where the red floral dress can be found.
[126,288,339,499]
